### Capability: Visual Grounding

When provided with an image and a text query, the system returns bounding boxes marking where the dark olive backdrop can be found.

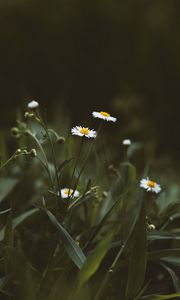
[0,0,180,159]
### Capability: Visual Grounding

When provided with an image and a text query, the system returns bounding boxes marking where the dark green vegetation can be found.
[0,105,180,300]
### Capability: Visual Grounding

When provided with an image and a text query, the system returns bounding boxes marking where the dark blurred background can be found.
[0,0,180,162]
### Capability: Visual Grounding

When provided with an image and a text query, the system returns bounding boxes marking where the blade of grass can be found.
[0,208,39,241]
[125,200,147,300]
[74,232,113,296]
[46,210,86,269]
[160,262,180,293]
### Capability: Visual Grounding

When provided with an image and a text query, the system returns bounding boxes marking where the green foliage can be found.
[46,210,86,269]
[0,104,179,300]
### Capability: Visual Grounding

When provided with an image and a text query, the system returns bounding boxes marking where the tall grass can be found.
[0,102,180,300]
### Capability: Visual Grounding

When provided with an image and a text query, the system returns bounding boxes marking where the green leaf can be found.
[122,162,137,188]
[148,249,180,261]
[0,178,19,204]
[68,190,95,211]
[4,212,13,246]
[75,232,113,295]
[122,187,144,244]
[0,208,39,241]
[84,192,125,250]
[125,200,147,300]
[3,246,41,300]
[46,210,86,269]
[141,293,180,299]
[57,158,74,174]
[160,262,180,293]
[161,257,180,267]
[0,208,11,215]
[147,231,180,241]
[111,249,180,274]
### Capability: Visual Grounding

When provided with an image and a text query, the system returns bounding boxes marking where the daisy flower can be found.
[140,177,161,194]
[122,139,131,146]
[71,126,97,138]
[92,111,117,122]
[60,188,80,199]
[28,100,39,109]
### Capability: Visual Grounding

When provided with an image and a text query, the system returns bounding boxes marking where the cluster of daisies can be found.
[27,100,162,198]
[71,111,117,139]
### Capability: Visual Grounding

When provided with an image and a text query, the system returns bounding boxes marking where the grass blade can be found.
[125,200,147,300]
[46,210,86,269]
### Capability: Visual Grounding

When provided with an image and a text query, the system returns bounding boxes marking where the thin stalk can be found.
[0,156,15,171]
[94,242,125,300]
[26,130,53,186]
[71,122,103,193]
[69,138,84,198]
[45,129,62,214]
[36,112,60,189]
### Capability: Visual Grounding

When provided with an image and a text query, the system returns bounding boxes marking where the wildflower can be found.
[71,126,97,138]
[122,139,131,146]
[60,188,80,199]
[140,177,161,194]
[92,111,117,122]
[28,100,39,109]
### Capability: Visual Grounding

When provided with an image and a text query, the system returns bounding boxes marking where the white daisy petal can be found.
[92,111,117,122]
[71,126,97,139]
[140,177,161,194]
[60,188,80,199]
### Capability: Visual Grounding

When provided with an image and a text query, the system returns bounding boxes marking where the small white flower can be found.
[122,139,131,146]
[140,177,161,194]
[28,100,39,109]
[60,188,80,199]
[92,111,117,122]
[71,126,97,138]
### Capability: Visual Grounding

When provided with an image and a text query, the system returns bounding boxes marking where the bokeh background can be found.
[0,0,180,164]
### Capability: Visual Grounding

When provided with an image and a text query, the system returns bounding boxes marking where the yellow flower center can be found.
[100,111,110,117]
[147,181,156,188]
[80,127,90,135]
[64,189,73,195]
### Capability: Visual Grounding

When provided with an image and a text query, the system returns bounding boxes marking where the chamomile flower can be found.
[28,100,39,109]
[60,188,80,199]
[92,111,117,122]
[140,177,161,194]
[122,139,131,146]
[71,126,97,138]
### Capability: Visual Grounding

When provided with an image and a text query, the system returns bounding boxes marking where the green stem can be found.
[26,130,53,186]
[94,242,125,300]
[71,126,100,193]
[69,138,84,198]
[0,156,15,171]
[43,126,62,213]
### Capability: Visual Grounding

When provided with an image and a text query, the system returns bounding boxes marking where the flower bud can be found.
[148,224,156,231]
[122,139,131,146]
[11,127,20,138]
[28,100,39,109]
[30,149,37,157]
[15,149,22,155]
[24,112,30,118]
[22,149,28,155]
